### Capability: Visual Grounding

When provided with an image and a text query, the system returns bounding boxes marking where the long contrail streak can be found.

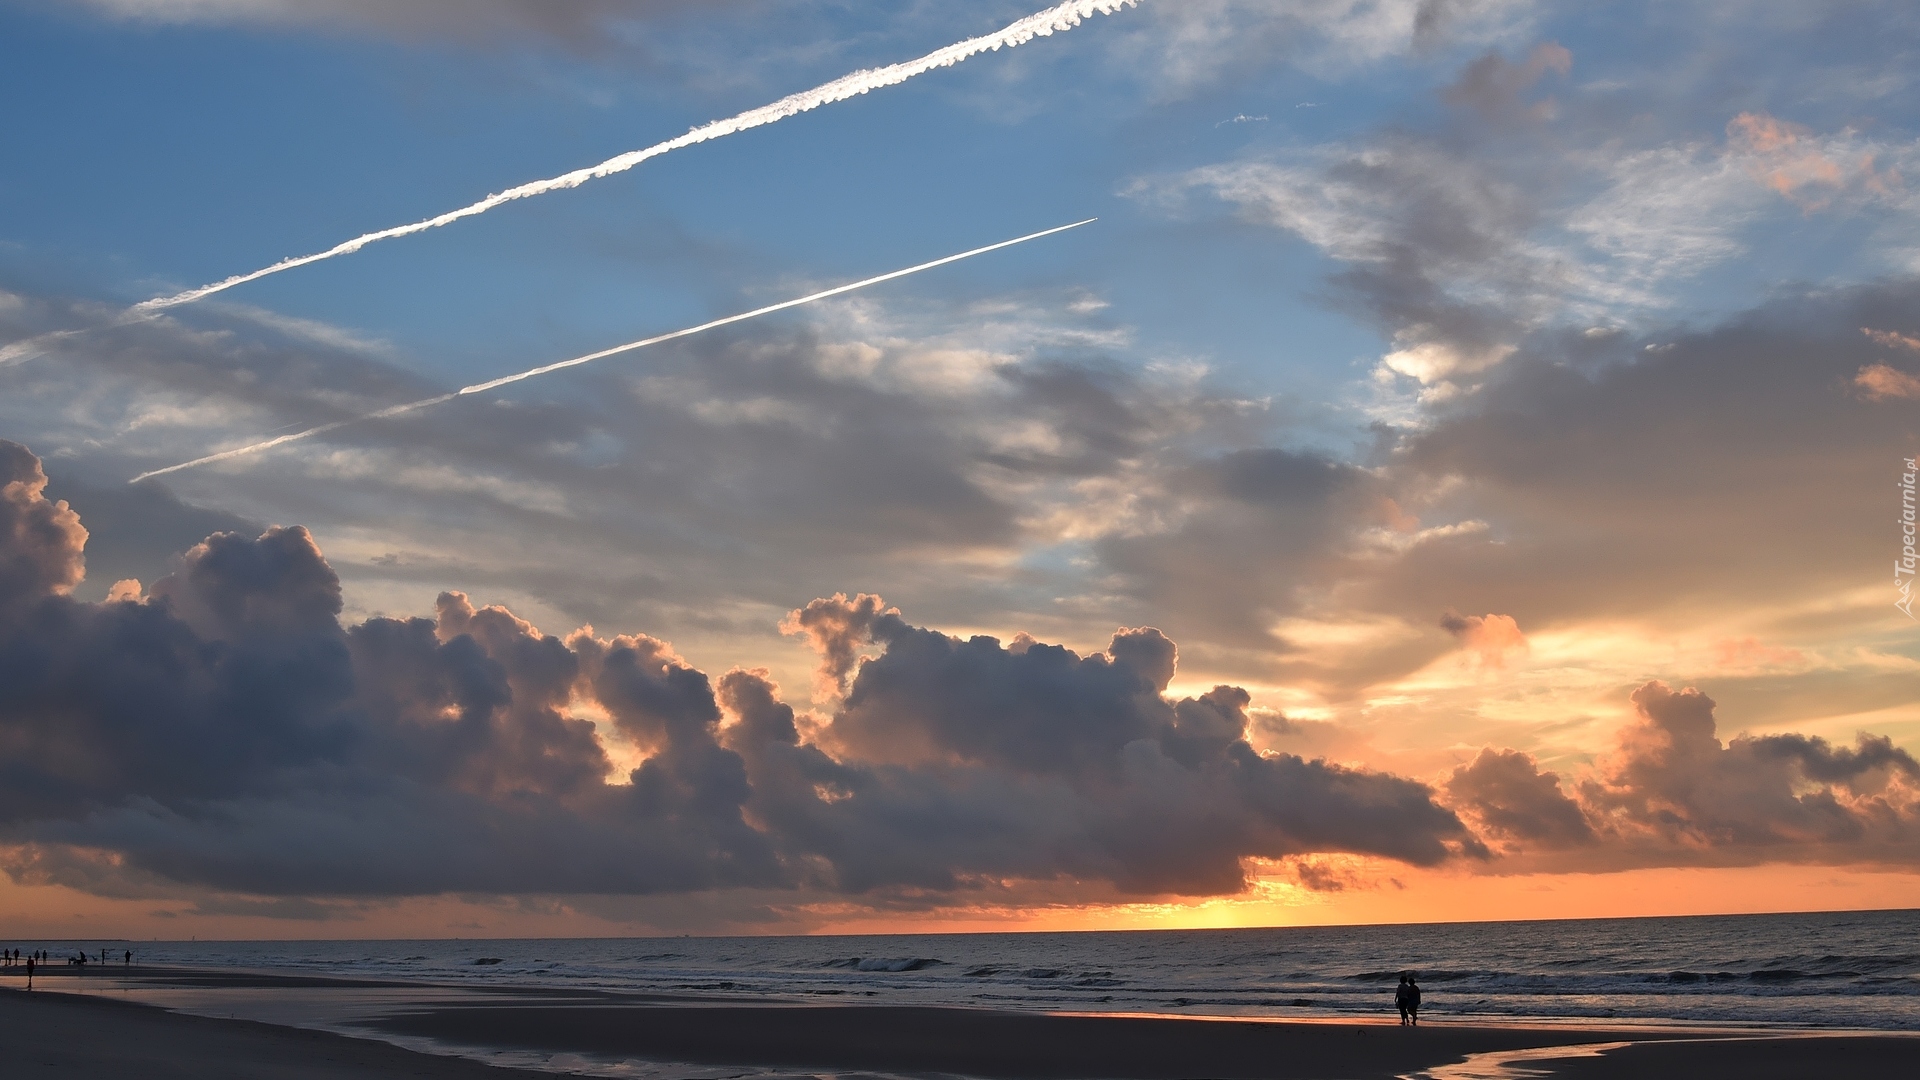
[130,218,1097,484]
[134,1,1139,312]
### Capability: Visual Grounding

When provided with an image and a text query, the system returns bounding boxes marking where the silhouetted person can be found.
[1394,975,1412,1025]
[23,956,32,989]
[1405,975,1422,1025]
[125,950,132,966]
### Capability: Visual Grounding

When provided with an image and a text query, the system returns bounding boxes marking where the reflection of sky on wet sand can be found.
[21,971,939,1080]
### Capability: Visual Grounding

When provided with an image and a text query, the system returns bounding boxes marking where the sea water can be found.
[28,908,1919,1030]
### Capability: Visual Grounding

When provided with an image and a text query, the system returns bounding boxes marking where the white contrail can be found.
[130,218,1097,484]
[134,1,1139,312]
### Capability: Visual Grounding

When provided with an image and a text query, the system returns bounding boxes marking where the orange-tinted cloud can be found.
[1863,327,1920,353]
[1855,363,1920,401]
[0,441,87,605]
[1711,636,1804,670]
[1580,681,1920,856]
[1727,112,1902,211]
[1447,681,1920,872]
[1440,610,1528,667]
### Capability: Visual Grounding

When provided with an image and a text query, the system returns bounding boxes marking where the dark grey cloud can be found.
[0,275,1264,674]
[1446,748,1593,851]
[1378,282,1920,626]
[784,595,1483,894]
[0,441,1481,905]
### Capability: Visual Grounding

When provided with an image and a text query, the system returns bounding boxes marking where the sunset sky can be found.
[2,0,1917,939]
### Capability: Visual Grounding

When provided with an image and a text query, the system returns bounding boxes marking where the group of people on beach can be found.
[1394,973,1422,1025]
[5,948,44,987]
[4,947,133,988]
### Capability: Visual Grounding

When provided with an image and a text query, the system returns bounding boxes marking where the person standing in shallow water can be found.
[1405,974,1422,1025]
[1394,975,1412,1025]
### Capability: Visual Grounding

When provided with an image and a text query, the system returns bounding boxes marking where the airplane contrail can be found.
[134,0,1140,312]
[130,218,1098,484]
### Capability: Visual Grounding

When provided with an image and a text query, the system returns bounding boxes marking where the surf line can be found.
[133,1,1140,312]
[130,218,1098,484]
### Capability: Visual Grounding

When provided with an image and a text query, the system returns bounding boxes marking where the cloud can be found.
[1140,48,1920,405]
[1117,0,1538,93]
[1142,129,1563,389]
[1853,327,1920,399]
[1863,328,1920,352]
[0,440,1482,905]
[1855,363,1920,400]
[1578,682,1920,861]
[55,0,728,46]
[1053,275,1920,703]
[1441,41,1570,121]
[1445,748,1593,851]
[38,477,260,603]
[1438,610,1527,666]
[1726,112,1904,212]
[0,440,87,609]
[1451,679,1920,868]
[0,278,1256,667]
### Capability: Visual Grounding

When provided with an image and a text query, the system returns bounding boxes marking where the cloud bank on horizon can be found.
[4,440,1917,920]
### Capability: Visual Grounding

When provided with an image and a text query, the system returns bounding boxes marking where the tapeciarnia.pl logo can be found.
[1899,457,1917,619]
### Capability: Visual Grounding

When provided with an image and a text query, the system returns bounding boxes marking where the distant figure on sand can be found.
[24,956,33,988]
[1401,974,1422,1025]
[1395,975,1411,1024]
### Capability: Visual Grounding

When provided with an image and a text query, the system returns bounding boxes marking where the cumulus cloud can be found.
[6,432,1915,911]
[1446,748,1593,851]
[1450,681,1920,868]
[0,441,87,609]
[0,440,1483,907]
[1580,682,1920,860]
[1438,610,1526,666]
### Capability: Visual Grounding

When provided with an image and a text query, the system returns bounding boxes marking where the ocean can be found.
[26,908,1920,1031]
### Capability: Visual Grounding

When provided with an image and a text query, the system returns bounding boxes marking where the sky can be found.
[1,0,1918,939]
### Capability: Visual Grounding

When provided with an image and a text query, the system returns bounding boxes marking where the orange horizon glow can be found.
[4,861,1914,942]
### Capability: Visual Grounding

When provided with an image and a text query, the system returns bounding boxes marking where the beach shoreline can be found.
[5,965,1917,1079]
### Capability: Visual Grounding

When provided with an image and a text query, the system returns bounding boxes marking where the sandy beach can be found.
[4,966,1915,1079]
[0,982,523,1079]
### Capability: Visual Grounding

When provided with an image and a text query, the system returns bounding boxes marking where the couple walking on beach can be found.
[1395,974,1422,1025]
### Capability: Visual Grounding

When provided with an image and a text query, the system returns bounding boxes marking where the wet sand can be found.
[366,1000,1916,1079]
[0,984,529,1079]
[4,966,1915,1079]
